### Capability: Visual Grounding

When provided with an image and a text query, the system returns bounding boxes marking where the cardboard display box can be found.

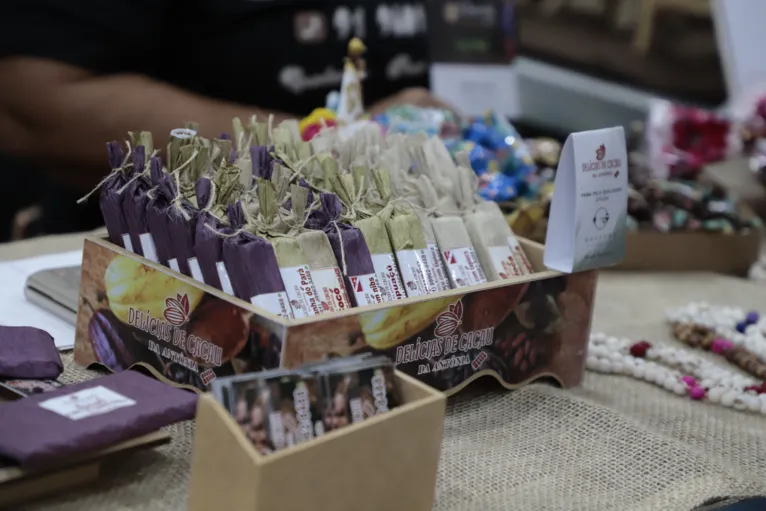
[73,236,598,394]
[188,371,446,511]
[614,228,761,275]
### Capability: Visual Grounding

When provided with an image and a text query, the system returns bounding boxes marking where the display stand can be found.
[188,371,445,511]
[73,236,598,395]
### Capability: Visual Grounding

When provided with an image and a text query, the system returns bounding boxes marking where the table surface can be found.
[3,233,766,511]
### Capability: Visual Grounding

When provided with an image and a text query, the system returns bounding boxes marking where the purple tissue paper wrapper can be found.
[145,172,176,266]
[161,175,198,276]
[0,326,62,379]
[222,231,286,301]
[121,178,150,257]
[100,141,129,247]
[193,178,228,289]
[226,201,247,230]
[306,192,342,231]
[194,213,229,290]
[250,145,274,180]
[0,371,198,467]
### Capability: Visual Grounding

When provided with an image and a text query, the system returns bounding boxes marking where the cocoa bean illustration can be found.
[89,309,136,371]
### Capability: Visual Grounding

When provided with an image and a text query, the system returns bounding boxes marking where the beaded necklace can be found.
[585,303,766,415]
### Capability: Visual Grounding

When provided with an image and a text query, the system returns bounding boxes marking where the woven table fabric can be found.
[18,346,766,511]
[7,258,766,510]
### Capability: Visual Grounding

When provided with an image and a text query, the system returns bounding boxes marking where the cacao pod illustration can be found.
[359,296,461,351]
[104,255,204,325]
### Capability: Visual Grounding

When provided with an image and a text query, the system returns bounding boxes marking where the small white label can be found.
[216,261,235,295]
[487,245,522,279]
[139,233,159,262]
[121,234,134,253]
[311,267,352,313]
[168,258,180,273]
[251,291,295,319]
[280,265,322,318]
[370,253,406,302]
[348,273,385,306]
[188,257,205,284]
[427,243,452,291]
[441,246,487,288]
[39,386,136,421]
[507,236,533,275]
[170,128,197,139]
[395,249,430,297]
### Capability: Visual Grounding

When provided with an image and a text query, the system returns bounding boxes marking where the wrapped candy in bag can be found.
[257,181,323,318]
[122,152,158,260]
[162,173,200,277]
[98,141,132,249]
[192,177,231,290]
[222,201,294,318]
[308,193,384,307]
[145,160,177,265]
[299,192,353,312]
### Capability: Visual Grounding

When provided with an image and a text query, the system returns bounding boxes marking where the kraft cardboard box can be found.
[73,235,598,395]
[188,371,446,511]
[613,202,762,276]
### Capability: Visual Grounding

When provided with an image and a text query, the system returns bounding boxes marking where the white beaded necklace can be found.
[586,332,766,415]
[666,302,766,363]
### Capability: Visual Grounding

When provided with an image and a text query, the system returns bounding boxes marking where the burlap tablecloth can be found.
[5,236,766,511]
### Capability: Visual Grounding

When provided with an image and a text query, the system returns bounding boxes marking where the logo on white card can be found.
[279,66,344,94]
[593,207,610,230]
[582,143,622,173]
[294,11,327,44]
[386,53,427,80]
[39,386,136,421]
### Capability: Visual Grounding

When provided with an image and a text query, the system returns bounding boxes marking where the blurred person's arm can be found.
[0,0,292,190]
[0,58,291,189]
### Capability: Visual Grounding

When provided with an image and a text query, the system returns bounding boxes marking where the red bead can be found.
[629,341,652,358]
[745,385,761,393]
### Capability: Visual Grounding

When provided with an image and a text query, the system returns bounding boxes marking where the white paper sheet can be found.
[0,250,82,350]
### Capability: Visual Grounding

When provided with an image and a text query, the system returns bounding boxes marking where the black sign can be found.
[427,0,516,64]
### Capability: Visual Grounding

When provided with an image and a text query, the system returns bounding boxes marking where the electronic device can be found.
[23,266,81,326]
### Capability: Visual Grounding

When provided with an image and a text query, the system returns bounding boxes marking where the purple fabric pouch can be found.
[0,371,198,468]
[192,178,230,289]
[0,326,62,379]
[145,158,175,266]
[161,176,199,277]
[221,202,292,317]
[121,151,155,259]
[99,141,130,248]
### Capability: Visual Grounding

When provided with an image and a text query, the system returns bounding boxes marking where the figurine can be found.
[336,37,367,124]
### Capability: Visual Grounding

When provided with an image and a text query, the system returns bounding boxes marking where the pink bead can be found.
[711,338,734,354]
[689,386,706,400]
[681,376,697,387]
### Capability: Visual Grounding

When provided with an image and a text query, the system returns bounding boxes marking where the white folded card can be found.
[544,127,628,273]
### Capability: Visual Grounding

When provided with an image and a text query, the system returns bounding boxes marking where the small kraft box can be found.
[73,235,598,395]
[613,202,762,276]
[188,371,446,511]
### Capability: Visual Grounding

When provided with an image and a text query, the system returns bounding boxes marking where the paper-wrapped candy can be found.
[222,202,294,318]
[144,158,175,265]
[121,151,157,260]
[99,141,131,249]
[192,178,231,290]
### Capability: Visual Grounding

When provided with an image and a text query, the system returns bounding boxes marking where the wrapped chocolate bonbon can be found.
[122,152,158,260]
[222,201,294,318]
[98,141,131,249]
[192,177,230,289]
